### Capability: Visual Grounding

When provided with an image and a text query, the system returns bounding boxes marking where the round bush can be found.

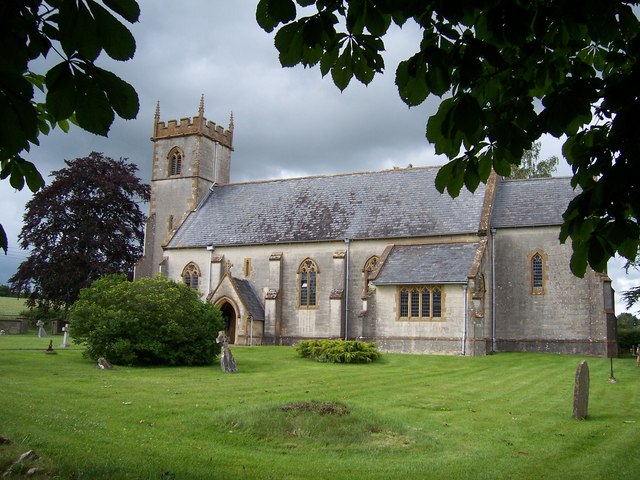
[69,274,224,366]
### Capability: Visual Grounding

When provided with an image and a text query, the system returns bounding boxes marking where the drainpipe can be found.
[206,245,215,297]
[462,284,468,356]
[344,239,351,340]
[491,227,497,352]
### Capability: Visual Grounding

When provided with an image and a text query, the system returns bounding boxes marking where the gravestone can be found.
[97,358,113,369]
[60,324,69,348]
[36,320,47,338]
[216,331,238,373]
[572,360,589,420]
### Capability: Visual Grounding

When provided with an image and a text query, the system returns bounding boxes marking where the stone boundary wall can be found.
[0,316,28,334]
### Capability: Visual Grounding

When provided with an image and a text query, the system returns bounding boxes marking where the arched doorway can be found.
[216,300,237,344]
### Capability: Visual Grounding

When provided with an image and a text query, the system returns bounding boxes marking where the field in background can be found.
[0,297,26,316]
[1,336,639,479]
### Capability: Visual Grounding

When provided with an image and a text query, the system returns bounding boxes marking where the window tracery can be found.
[182,262,200,290]
[298,258,318,308]
[168,148,183,176]
[398,286,443,320]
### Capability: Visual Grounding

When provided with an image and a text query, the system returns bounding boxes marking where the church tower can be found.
[134,97,234,279]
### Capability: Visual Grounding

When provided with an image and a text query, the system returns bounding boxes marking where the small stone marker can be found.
[45,340,56,355]
[572,360,589,420]
[216,331,238,373]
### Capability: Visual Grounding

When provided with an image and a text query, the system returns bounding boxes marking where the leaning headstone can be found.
[216,331,238,373]
[97,358,113,370]
[572,360,589,420]
[36,320,47,338]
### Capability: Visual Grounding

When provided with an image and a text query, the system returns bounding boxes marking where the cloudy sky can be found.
[0,0,637,314]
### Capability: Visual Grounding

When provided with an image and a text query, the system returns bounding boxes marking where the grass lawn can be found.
[0,335,638,479]
[0,297,27,316]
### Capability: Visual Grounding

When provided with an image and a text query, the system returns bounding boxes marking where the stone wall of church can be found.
[493,226,610,355]
[163,235,487,353]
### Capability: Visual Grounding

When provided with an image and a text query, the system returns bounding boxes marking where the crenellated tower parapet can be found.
[153,115,234,149]
[152,97,234,149]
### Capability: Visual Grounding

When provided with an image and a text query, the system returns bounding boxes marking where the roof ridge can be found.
[500,176,572,183]
[221,164,443,188]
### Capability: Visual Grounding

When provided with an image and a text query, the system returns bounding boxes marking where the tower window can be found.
[169,148,183,176]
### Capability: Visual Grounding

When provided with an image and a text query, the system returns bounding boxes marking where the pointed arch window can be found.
[529,250,547,295]
[362,255,380,297]
[298,258,318,308]
[182,262,200,290]
[168,148,183,176]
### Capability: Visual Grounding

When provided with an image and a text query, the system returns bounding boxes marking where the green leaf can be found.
[396,56,429,106]
[331,47,353,91]
[463,158,481,192]
[1,157,45,192]
[88,0,136,61]
[426,98,463,157]
[0,91,38,155]
[569,240,588,278]
[320,37,340,76]
[435,158,465,197]
[89,66,139,120]
[103,0,141,23]
[365,6,391,37]
[275,22,304,67]
[257,0,296,33]
[477,151,493,181]
[0,225,7,254]
[45,62,76,121]
[78,2,102,61]
[453,94,483,144]
[75,75,115,136]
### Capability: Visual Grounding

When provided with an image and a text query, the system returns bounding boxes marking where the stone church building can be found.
[134,103,617,356]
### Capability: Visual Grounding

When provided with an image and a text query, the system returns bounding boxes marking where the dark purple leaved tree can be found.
[10,152,150,310]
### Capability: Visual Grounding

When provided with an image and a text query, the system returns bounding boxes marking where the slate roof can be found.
[374,243,479,285]
[491,177,577,228]
[167,167,487,248]
[233,277,265,321]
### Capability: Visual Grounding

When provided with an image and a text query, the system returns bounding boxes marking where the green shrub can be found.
[296,339,381,363]
[69,274,224,366]
[618,328,640,354]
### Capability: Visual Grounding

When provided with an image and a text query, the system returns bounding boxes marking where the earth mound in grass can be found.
[281,400,351,416]
[220,400,414,451]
